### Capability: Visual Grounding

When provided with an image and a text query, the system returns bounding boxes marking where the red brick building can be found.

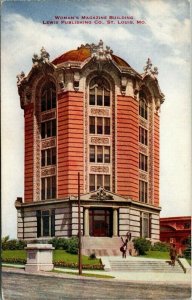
[160,217,191,252]
[15,40,164,242]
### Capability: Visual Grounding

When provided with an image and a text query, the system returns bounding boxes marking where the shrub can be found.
[66,237,78,255]
[1,237,27,250]
[133,237,151,255]
[150,242,169,252]
[183,237,191,259]
[48,238,68,250]
[89,253,96,260]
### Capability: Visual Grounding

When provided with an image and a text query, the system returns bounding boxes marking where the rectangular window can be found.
[139,127,148,146]
[89,117,95,134]
[140,212,151,238]
[41,176,56,200]
[104,146,110,163]
[97,87,102,106]
[41,119,56,139]
[90,145,95,162]
[89,174,95,191]
[139,180,148,203]
[104,175,110,191]
[89,174,111,192]
[139,153,148,172]
[89,90,95,105]
[97,117,103,134]
[97,146,103,163]
[104,118,110,134]
[36,209,55,238]
[41,148,56,167]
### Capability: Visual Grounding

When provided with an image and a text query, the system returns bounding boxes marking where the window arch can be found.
[41,81,56,112]
[139,92,148,120]
[89,77,110,106]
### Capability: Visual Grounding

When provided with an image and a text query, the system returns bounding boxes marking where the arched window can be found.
[89,77,110,106]
[139,92,148,120]
[41,81,56,112]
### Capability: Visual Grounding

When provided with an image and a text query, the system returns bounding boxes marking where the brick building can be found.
[15,40,164,243]
[160,216,191,252]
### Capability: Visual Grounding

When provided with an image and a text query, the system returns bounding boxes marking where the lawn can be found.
[141,251,170,259]
[2,250,100,266]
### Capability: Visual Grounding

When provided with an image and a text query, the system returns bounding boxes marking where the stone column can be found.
[84,208,89,236]
[113,208,118,237]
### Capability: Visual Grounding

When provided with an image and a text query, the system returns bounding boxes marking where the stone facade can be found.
[16,41,164,242]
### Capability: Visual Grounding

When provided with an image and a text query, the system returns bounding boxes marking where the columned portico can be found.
[113,208,118,237]
[84,207,89,236]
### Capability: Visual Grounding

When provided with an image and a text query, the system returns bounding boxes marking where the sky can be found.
[1,0,191,238]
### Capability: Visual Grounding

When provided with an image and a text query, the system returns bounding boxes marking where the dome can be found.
[52,42,130,68]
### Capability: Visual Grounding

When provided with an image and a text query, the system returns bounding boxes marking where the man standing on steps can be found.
[170,243,177,266]
[120,236,128,258]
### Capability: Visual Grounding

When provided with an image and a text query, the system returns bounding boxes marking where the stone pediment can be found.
[80,187,130,202]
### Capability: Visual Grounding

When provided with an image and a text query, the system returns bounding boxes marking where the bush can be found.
[66,237,78,255]
[150,242,169,252]
[49,237,79,254]
[1,237,27,250]
[48,238,68,250]
[183,237,191,259]
[133,237,151,255]
[89,253,96,260]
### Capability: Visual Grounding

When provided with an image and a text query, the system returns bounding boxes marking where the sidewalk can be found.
[2,262,191,285]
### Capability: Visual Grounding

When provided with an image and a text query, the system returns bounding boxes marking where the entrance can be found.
[89,208,113,237]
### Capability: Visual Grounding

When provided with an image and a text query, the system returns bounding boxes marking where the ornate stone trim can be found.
[90,137,110,145]
[41,166,56,177]
[139,143,148,155]
[139,117,148,129]
[41,110,56,122]
[41,137,56,150]
[90,166,109,173]
[139,171,148,182]
[90,108,110,116]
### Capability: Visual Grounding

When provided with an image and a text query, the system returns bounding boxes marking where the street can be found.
[2,271,191,300]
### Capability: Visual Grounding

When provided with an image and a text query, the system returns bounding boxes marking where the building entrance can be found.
[89,208,113,237]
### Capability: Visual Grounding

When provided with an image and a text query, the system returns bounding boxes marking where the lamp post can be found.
[78,172,82,275]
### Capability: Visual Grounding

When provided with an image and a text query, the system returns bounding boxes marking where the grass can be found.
[141,251,170,259]
[2,250,100,266]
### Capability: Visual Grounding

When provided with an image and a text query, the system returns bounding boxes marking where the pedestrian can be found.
[170,243,177,266]
[126,231,132,241]
[120,236,128,258]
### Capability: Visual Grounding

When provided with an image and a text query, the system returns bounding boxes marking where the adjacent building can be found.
[15,40,165,242]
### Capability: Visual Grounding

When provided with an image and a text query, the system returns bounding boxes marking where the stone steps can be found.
[109,260,184,273]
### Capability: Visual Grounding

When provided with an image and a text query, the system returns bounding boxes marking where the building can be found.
[15,40,165,244]
[160,216,191,252]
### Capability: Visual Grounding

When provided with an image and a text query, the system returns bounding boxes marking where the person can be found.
[120,236,128,258]
[170,243,177,266]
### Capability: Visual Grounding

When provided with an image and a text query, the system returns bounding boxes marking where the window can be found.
[139,94,148,119]
[89,77,110,107]
[41,119,56,139]
[139,180,148,203]
[89,117,110,135]
[36,209,55,237]
[139,153,148,172]
[41,176,56,200]
[139,127,148,146]
[41,81,56,112]
[89,174,111,192]
[140,212,151,238]
[89,146,110,163]
[41,148,56,167]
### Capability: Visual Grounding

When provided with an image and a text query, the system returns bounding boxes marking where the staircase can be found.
[82,236,134,256]
[108,257,184,273]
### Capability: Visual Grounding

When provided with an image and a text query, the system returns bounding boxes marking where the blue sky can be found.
[1,0,191,238]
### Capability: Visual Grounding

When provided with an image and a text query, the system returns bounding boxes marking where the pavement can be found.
[2,256,191,285]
